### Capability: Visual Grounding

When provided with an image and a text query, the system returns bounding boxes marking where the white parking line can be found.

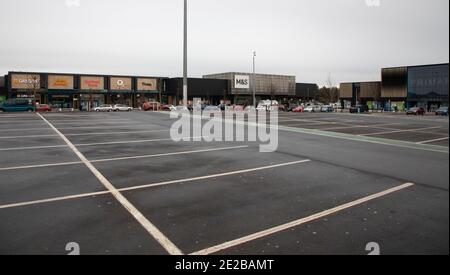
[37,113,184,256]
[0,137,209,151]
[0,124,163,132]
[0,145,247,171]
[360,126,442,136]
[64,129,168,137]
[0,159,311,210]
[0,134,59,139]
[0,161,84,171]
[90,145,249,163]
[416,137,449,144]
[48,121,135,126]
[191,182,415,255]
[118,160,311,192]
[0,130,168,139]
[319,123,399,131]
[0,145,68,152]
[0,120,45,124]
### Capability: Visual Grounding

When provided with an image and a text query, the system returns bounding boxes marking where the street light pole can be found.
[253,51,256,108]
[183,0,188,107]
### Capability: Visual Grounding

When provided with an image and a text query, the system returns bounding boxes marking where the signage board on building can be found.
[137,78,157,91]
[48,75,74,90]
[11,74,41,90]
[80,76,105,90]
[110,77,132,91]
[234,75,250,89]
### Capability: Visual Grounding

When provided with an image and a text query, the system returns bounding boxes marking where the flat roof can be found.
[382,63,449,70]
[203,72,296,77]
[8,71,169,79]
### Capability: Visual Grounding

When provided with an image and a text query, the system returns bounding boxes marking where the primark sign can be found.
[235,75,250,89]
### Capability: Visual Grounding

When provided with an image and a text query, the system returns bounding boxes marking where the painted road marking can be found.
[0,130,168,139]
[37,113,184,256]
[159,111,448,153]
[118,160,311,192]
[0,124,164,133]
[0,137,209,151]
[191,183,415,255]
[360,126,442,136]
[0,144,68,152]
[319,123,399,131]
[0,160,311,210]
[90,145,249,163]
[416,137,450,144]
[0,145,247,171]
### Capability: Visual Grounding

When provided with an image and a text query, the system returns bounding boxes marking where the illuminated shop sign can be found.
[235,75,250,89]
[11,74,40,89]
[137,78,157,91]
[48,75,74,90]
[80,76,105,90]
[110,77,132,90]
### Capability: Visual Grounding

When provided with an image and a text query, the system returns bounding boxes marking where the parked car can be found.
[94,104,113,112]
[277,104,287,112]
[349,105,368,114]
[36,104,52,112]
[113,104,133,112]
[160,104,175,111]
[219,104,232,111]
[244,106,257,112]
[406,107,426,116]
[304,106,315,113]
[321,106,334,113]
[292,106,304,113]
[313,105,323,112]
[287,104,299,112]
[435,107,449,116]
[204,105,221,112]
[142,102,160,111]
[0,98,34,112]
[174,105,189,111]
[233,105,245,112]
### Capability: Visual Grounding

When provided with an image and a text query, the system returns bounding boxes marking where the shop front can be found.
[9,73,43,103]
[135,78,160,107]
[79,94,106,111]
[107,77,133,106]
[79,76,106,111]
[47,75,76,109]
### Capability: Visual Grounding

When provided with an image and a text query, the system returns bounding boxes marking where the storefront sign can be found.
[235,75,250,89]
[11,74,41,90]
[137,78,157,91]
[80,76,105,90]
[48,75,74,90]
[110,77,132,91]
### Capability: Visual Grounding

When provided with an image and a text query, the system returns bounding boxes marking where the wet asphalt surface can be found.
[0,111,448,255]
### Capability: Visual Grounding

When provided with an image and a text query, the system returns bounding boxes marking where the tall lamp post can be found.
[183,0,188,107]
[253,51,256,107]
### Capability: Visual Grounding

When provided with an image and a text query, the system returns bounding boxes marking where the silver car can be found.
[94,104,113,112]
[113,104,133,112]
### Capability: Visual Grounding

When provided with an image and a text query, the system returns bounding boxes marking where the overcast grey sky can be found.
[0,0,448,86]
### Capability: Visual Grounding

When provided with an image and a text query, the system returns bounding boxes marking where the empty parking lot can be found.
[0,111,448,255]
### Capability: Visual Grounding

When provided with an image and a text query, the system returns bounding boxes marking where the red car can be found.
[36,104,52,112]
[233,105,245,112]
[292,106,304,113]
[406,107,426,116]
[142,102,160,111]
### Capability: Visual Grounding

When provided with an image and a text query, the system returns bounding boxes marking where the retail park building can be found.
[0,71,317,110]
[0,63,448,111]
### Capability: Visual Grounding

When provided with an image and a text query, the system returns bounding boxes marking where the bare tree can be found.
[27,75,41,112]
